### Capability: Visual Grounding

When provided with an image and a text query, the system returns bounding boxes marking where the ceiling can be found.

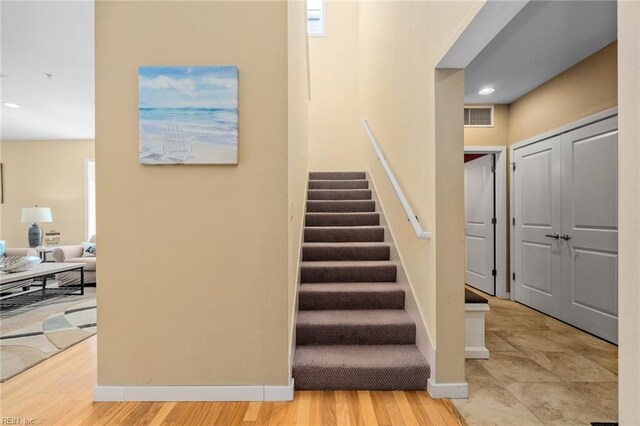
[0,0,94,140]
[464,0,617,104]
[0,0,617,138]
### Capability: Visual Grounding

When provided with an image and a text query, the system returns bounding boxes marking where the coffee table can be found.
[0,263,85,311]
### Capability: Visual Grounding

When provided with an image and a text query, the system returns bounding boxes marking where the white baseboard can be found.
[427,379,469,399]
[94,379,294,402]
[465,347,490,359]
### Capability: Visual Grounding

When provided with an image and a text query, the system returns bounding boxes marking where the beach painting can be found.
[138,66,238,165]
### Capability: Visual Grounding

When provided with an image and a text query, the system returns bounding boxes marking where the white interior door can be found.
[514,136,562,318]
[465,154,495,295]
[561,117,618,343]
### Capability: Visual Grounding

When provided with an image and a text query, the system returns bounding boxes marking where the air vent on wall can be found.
[464,106,493,127]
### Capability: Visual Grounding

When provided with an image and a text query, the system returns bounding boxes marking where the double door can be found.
[513,116,618,343]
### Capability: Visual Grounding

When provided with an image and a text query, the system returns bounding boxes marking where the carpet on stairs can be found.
[293,171,430,390]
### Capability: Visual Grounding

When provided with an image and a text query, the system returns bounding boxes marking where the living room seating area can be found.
[52,235,97,285]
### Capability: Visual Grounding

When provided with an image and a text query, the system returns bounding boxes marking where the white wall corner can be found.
[427,379,469,399]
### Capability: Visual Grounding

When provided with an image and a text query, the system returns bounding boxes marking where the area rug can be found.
[0,286,96,382]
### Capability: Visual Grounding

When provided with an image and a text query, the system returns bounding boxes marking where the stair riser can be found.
[304,228,384,243]
[309,172,366,180]
[299,290,404,310]
[293,366,429,390]
[301,265,397,283]
[296,323,415,345]
[309,180,369,190]
[303,245,390,261]
[307,201,375,213]
[307,190,372,201]
[305,213,380,227]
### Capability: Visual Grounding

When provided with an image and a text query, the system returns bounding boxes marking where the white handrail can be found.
[361,119,432,240]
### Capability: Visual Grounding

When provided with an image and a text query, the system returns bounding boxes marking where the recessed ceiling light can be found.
[478,87,495,95]
[3,102,20,109]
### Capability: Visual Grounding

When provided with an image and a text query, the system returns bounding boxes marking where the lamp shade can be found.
[21,207,53,224]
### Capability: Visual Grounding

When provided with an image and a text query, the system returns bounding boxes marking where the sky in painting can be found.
[139,66,238,109]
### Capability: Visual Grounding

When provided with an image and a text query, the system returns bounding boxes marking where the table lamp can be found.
[21,206,53,248]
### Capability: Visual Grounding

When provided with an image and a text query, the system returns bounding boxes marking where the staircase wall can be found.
[287,0,311,374]
[307,1,365,171]
[358,1,483,387]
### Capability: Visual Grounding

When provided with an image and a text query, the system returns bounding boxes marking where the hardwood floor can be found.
[0,336,463,425]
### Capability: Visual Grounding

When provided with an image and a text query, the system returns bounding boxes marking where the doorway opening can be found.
[464,146,507,298]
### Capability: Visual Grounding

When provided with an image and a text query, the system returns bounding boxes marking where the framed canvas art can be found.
[138,66,238,165]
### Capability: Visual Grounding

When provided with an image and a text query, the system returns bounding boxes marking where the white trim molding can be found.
[94,380,294,402]
[509,107,618,151]
[427,379,469,399]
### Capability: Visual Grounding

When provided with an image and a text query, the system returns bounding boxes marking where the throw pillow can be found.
[0,256,42,273]
[82,242,97,257]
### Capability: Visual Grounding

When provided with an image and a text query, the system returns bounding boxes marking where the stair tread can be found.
[303,242,390,247]
[299,283,402,293]
[309,179,369,183]
[294,345,428,368]
[307,200,372,203]
[304,226,383,230]
[297,309,413,326]
[309,172,366,180]
[306,212,378,215]
[301,260,397,267]
[308,189,371,192]
[300,281,397,285]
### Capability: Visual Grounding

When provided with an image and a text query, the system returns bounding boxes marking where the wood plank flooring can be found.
[0,336,463,425]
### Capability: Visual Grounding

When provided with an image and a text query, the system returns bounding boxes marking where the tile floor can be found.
[453,287,618,426]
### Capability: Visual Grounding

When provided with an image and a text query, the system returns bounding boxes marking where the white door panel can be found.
[561,117,618,343]
[465,154,495,295]
[514,136,562,318]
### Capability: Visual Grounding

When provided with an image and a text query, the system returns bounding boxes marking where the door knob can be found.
[560,234,572,240]
[545,233,560,239]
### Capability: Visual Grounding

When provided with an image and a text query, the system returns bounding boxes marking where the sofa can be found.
[4,248,38,257]
[52,236,96,285]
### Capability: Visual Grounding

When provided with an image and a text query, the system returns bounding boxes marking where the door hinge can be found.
[512,272,516,281]
[512,217,516,226]
[492,217,497,225]
[491,165,496,174]
[492,269,497,277]
[512,162,516,171]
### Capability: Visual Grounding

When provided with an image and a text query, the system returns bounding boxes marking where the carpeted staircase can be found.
[293,171,430,390]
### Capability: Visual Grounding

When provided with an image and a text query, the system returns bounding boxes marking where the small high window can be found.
[307,0,325,37]
[464,106,494,127]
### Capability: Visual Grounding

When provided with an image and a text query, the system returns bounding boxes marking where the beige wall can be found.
[434,69,467,384]
[358,0,483,384]
[617,3,640,423]
[287,0,310,366]
[96,1,292,386]
[464,104,509,147]
[308,1,364,171]
[0,140,94,248]
[509,42,617,145]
